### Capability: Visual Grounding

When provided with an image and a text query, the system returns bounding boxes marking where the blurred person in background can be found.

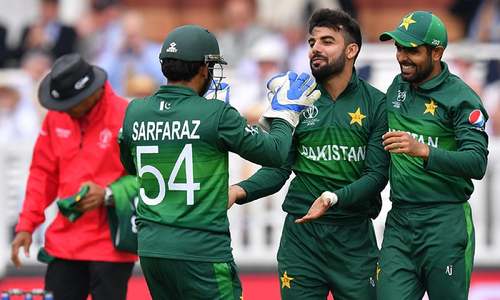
[467,0,500,135]
[19,50,53,116]
[284,24,312,75]
[482,61,500,135]
[466,0,499,43]
[378,11,488,300]
[0,77,39,144]
[77,0,123,64]
[0,22,7,68]
[230,9,389,300]
[231,34,288,124]
[217,0,270,67]
[447,47,483,96]
[12,0,77,65]
[124,74,158,99]
[10,54,137,300]
[97,10,164,96]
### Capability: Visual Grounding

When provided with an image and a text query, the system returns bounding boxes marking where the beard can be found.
[400,56,433,84]
[310,52,346,82]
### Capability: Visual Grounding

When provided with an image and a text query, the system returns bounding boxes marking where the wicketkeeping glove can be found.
[204,80,230,104]
[259,71,321,130]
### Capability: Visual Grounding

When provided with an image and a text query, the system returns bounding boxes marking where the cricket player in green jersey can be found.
[119,25,320,300]
[229,9,389,300]
[377,11,489,300]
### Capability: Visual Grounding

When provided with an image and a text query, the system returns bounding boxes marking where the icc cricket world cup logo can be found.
[303,105,319,119]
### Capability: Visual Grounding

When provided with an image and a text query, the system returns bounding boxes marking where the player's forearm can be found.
[334,169,388,209]
[238,119,294,167]
[119,145,137,176]
[236,166,291,204]
[424,147,488,179]
[109,175,139,196]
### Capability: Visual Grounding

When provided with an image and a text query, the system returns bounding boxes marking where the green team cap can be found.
[159,24,227,64]
[379,11,448,48]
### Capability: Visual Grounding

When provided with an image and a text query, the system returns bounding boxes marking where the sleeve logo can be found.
[468,109,485,129]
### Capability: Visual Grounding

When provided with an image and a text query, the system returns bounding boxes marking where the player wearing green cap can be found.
[119,24,320,300]
[378,11,489,300]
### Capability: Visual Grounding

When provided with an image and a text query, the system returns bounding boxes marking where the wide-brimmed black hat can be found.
[39,53,107,111]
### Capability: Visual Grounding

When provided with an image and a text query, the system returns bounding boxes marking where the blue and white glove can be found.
[259,71,321,130]
[204,80,230,104]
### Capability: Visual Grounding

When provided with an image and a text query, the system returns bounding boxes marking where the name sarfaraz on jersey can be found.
[131,120,200,141]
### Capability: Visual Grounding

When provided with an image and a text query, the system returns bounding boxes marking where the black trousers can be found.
[45,259,135,300]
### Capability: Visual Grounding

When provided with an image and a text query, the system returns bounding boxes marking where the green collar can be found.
[155,85,198,97]
[317,68,359,100]
[414,62,450,91]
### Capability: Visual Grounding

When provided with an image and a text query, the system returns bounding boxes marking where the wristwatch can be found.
[104,187,115,206]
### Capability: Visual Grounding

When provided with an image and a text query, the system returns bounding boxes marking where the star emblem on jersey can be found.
[424,99,438,116]
[400,14,416,30]
[281,271,294,289]
[349,107,366,126]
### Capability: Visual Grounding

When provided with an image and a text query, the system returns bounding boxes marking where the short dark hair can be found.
[160,59,205,82]
[308,9,362,59]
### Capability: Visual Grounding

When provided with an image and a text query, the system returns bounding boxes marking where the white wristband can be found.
[321,191,338,207]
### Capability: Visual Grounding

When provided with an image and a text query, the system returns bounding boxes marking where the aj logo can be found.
[445,265,453,276]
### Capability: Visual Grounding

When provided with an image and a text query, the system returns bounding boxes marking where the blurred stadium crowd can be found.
[0,0,498,144]
[0,0,499,276]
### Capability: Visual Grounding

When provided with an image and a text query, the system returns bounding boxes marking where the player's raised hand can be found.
[11,231,32,268]
[295,191,337,224]
[260,71,321,130]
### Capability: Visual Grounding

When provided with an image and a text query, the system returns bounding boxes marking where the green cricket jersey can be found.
[238,71,389,222]
[119,85,294,262]
[387,62,488,205]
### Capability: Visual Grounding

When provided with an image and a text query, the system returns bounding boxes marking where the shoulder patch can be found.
[468,109,485,129]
